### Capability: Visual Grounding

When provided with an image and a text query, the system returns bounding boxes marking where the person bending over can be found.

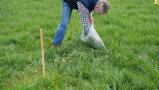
[52,0,110,46]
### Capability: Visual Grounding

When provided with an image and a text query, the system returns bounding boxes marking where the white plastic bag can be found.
[80,24,106,49]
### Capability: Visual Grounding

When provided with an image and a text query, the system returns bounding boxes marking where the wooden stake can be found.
[40,29,46,77]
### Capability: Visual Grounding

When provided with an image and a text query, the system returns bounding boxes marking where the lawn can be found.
[0,0,159,89]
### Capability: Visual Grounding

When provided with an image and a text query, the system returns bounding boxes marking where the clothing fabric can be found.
[53,0,72,45]
[64,0,78,9]
[77,2,90,35]
[64,0,98,12]
[79,0,98,12]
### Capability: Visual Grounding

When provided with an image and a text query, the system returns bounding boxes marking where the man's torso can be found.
[64,0,98,12]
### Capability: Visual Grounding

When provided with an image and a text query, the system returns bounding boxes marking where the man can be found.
[52,0,110,46]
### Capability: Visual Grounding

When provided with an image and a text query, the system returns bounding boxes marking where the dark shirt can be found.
[64,0,98,12]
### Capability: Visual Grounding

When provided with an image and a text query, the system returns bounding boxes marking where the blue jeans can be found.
[52,0,72,45]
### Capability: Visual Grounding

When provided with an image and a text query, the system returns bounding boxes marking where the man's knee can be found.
[59,20,70,28]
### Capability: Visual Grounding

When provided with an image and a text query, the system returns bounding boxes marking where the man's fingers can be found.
[89,19,94,24]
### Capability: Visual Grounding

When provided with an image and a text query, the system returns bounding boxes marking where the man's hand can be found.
[89,16,94,24]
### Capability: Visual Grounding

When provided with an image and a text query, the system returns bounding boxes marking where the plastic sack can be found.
[80,24,106,49]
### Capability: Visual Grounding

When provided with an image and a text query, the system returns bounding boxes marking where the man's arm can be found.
[77,2,90,35]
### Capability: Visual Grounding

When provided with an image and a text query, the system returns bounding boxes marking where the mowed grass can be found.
[0,0,159,89]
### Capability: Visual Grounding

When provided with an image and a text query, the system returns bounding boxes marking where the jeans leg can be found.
[52,0,72,45]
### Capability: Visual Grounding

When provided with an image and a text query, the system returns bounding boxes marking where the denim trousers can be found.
[52,0,72,45]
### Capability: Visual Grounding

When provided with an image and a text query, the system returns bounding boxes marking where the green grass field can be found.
[0,0,159,89]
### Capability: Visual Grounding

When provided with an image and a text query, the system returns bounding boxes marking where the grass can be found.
[0,0,159,89]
